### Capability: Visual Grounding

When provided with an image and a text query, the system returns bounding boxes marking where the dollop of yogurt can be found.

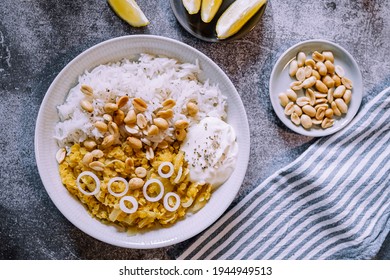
[180,117,238,189]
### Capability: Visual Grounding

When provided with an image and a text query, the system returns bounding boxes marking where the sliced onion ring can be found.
[163,192,181,212]
[143,178,164,202]
[173,166,183,184]
[76,171,101,196]
[119,196,138,214]
[107,177,129,197]
[158,161,174,178]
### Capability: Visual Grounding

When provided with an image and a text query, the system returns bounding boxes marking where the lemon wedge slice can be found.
[108,0,149,27]
[216,0,266,39]
[182,0,201,15]
[201,0,223,23]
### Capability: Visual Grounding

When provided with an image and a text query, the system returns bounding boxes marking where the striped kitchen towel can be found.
[178,87,390,260]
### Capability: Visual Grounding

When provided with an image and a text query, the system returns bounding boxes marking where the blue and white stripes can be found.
[178,87,390,260]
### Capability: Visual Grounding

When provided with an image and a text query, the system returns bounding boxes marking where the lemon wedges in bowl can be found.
[201,0,223,23]
[216,0,267,39]
[108,0,149,27]
[182,0,201,14]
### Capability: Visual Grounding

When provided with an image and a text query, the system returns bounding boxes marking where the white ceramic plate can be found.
[34,35,250,249]
[269,39,363,137]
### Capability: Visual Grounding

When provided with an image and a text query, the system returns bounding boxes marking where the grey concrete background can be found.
[0,0,389,259]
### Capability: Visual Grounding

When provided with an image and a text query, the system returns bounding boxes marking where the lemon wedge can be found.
[201,0,223,23]
[182,0,201,15]
[108,0,149,27]
[216,0,266,39]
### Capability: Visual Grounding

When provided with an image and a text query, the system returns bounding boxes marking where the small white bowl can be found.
[269,39,363,137]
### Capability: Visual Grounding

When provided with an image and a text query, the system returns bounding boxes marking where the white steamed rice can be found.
[54,53,227,147]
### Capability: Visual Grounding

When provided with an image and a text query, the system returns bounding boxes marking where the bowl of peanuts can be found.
[269,39,363,137]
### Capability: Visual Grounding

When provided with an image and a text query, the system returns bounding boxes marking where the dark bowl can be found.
[170,0,267,42]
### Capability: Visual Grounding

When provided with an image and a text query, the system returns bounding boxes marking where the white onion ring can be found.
[163,192,181,212]
[76,171,100,196]
[173,166,183,184]
[143,178,164,202]
[107,177,129,197]
[158,162,174,178]
[119,196,138,214]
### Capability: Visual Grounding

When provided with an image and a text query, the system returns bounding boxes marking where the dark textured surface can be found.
[0,0,389,260]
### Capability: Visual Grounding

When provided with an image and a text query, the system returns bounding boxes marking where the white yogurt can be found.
[180,117,238,188]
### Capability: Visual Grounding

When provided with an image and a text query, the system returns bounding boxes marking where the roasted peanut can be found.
[162,98,176,109]
[324,60,335,74]
[95,121,108,133]
[89,161,105,172]
[82,152,94,166]
[83,139,97,151]
[315,80,328,93]
[333,85,346,98]
[124,109,137,125]
[91,149,104,158]
[174,120,189,130]
[175,129,187,141]
[279,92,289,107]
[316,61,327,76]
[284,102,295,115]
[117,96,129,108]
[291,113,300,126]
[305,59,316,68]
[343,89,352,104]
[312,69,321,80]
[322,51,334,63]
[296,67,306,81]
[341,77,353,89]
[132,97,147,112]
[315,106,326,120]
[293,104,303,116]
[80,100,93,113]
[335,65,345,77]
[186,102,199,116]
[321,118,334,129]
[153,117,169,130]
[103,114,113,122]
[312,51,325,62]
[101,135,115,149]
[129,178,144,190]
[147,125,159,136]
[322,75,335,89]
[296,96,311,107]
[56,148,66,164]
[331,101,342,116]
[113,109,125,125]
[290,80,303,91]
[297,52,306,67]
[127,137,143,149]
[104,102,118,113]
[335,98,348,114]
[156,109,174,119]
[301,76,317,89]
[135,167,147,178]
[302,105,316,117]
[325,108,334,119]
[304,66,313,78]
[81,84,93,96]
[301,114,313,129]
[286,89,298,101]
[332,74,341,87]
[289,59,298,77]
[136,114,147,129]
